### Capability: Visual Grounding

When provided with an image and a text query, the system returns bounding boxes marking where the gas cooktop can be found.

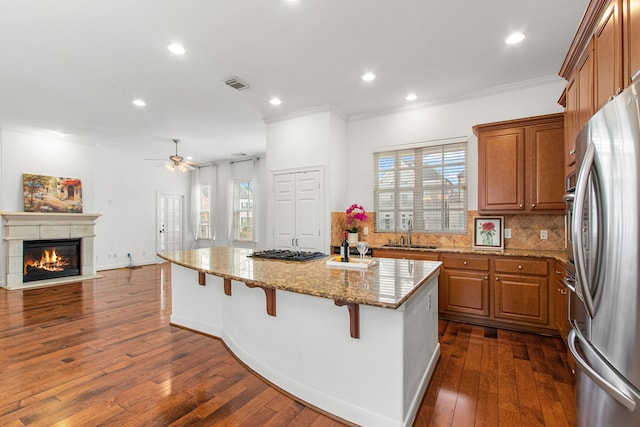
[248,249,326,262]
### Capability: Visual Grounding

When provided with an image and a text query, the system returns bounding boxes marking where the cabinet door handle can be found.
[569,149,576,156]
[560,289,567,295]
[463,261,468,265]
[496,277,500,281]
[519,204,524,208]
[483,276,488,280]
[518,265,523,269]
[531,204,536,208]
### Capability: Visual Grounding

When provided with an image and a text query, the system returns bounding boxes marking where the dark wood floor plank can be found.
[514,358,545,426]
[451,330,483,426]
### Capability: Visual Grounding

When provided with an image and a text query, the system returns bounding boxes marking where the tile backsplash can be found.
[331,210,565,251]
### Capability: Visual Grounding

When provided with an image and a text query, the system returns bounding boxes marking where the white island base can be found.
[170,264,440,427]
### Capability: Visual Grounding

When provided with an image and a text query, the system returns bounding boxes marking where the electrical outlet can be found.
[504,228,512,239]
[363,226,369,236]
[540,230,548,240]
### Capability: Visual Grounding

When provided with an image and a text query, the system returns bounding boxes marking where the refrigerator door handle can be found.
[569,325,637,412]
[572,141,597,318]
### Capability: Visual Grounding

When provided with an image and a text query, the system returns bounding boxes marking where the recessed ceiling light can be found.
[405,94,417,101]
[132,99,146,107]
[168,43,186,55]
[270,98,282,105]
[362,73,376,82]
[505,32,525,45]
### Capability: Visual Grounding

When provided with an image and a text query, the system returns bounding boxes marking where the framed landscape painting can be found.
[23,173,83,213]
[473,216,504,250]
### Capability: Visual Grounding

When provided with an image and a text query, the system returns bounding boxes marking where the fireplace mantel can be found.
[1,212,101,289]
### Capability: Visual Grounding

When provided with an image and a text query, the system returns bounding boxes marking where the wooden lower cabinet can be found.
[439,254,557,335]
[493,274,548,325]
[371,247,559,334]
[439,254,490,317]
[440,269,489,317]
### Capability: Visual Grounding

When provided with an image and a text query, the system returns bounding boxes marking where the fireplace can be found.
[1,212,101,290]
[23,239,81,282]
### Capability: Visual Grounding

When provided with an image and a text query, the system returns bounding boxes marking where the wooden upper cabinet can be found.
[528,122,566,211]
[594,0,623,110]
[477,127,525,212]
[563,41,594,183]
[577,42,595,128]
[623,0,640,84]
[474,113,565,214]
[564,74,579,174]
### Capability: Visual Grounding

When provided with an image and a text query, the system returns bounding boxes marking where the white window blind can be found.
[374,142,467,233]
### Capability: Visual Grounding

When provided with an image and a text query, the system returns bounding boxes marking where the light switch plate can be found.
[363,227,369,236]
[540,230,548,240]
[504,228,511,238]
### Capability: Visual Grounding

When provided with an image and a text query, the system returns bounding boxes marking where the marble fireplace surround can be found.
[1,212,101,290]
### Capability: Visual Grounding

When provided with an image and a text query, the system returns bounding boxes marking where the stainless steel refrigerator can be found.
[569,78,640,426]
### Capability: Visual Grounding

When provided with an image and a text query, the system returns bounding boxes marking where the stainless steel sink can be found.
[382,244,438,249]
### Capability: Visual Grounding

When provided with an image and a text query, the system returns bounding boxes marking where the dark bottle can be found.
[340,231,350,262]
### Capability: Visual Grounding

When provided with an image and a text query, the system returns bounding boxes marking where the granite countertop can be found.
[158,247,441,309]
[370,244,567,263]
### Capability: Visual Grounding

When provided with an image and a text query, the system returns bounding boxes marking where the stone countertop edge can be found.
[369,245,567,263]
[157,248,441,310]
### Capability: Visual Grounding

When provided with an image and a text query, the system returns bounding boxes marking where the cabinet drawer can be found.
[373,248,440,261]
[494,258,548,276]
[442,255,489,271]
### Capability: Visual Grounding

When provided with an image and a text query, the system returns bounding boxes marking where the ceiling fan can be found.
[147,139,202,172]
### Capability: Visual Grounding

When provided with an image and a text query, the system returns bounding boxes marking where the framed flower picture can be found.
[473,216,504,250]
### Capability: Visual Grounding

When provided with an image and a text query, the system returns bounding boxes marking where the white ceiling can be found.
[0,0,588,164]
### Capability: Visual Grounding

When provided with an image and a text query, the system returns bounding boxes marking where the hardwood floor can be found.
[415,320,576,427]
[0,263,575,426]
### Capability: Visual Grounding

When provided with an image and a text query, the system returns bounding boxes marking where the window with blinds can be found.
[374,142,467,233]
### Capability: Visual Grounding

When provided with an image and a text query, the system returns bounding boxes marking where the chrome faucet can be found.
[407,218,413,246]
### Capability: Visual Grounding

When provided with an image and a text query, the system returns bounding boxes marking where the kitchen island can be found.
[158,247,441,427]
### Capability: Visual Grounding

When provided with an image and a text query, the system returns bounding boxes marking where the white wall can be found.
[94,147,189,269]
[346,78,566,211]
[0,130,190,283]
[265,108,348,250]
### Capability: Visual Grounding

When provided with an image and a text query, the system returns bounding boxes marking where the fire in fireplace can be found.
[23,239,81,282]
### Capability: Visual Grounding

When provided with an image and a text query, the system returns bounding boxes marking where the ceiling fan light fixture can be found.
[178,163,189,172]
[165,163,175,172]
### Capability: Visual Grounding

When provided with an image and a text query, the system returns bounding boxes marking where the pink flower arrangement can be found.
[346,204,368,233]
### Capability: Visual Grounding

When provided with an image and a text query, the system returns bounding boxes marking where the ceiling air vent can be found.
[224,77,250,91]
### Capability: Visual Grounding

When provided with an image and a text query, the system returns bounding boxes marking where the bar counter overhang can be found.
[159,247,441,427]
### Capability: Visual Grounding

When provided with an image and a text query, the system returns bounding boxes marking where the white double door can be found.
[273,170,323,252]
